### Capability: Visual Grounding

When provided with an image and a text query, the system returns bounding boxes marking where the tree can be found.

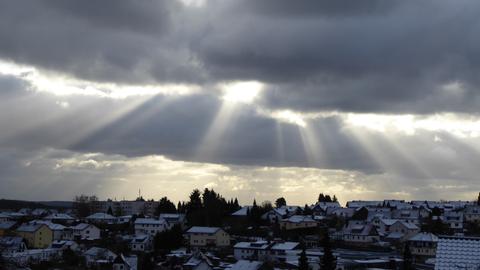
[155,197,177,215]
[303,204,313,215]
[320,230,336,270]
[107,206,113,215]
[154,224,184,251]
[74,194,97,218]
[403,242,413,270]
[298,246,309,270]
[332,195,338,202]
[275,197,287,208]
[351,207,368,220]
[477,192,480,205]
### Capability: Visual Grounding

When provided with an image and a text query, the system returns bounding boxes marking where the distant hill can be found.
[0,199,73,211]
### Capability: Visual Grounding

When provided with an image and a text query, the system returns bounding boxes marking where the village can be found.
[1,190,480,270]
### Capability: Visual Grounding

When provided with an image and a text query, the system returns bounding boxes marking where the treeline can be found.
[179,188,241,227]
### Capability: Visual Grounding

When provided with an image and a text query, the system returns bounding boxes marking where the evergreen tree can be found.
[477,192,480,205]
[298,247,309,270]
[403,242,413,270]
[332,195,338,202]
[107,206,113,215]
[303,204,313,215]
[275,197,287,208]
[155,197,177,215]
[320,230,336,270]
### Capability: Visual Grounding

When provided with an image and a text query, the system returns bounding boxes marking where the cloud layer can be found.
[1,0,480,202]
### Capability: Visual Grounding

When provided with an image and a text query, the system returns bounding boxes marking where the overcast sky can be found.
[1,0,480,205]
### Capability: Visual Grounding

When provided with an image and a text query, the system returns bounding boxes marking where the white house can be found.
[86,213,116,224]
[159,213,187,229]
[130,234,152,252]
[72,223,101,240]
[84,247,117,268]
[134,218,168,236]
[233,241,272,261]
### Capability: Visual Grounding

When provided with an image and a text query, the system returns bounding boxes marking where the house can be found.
[372,218,397,236]
[231,206,252,217]
[7,248,61,265]
[386,221,420,242]
[113,254,138,270]
[43,213,75,224]
[346,201,382,208]
[15,223,53,248]
[185,226,230,248]
[117,215,133,224]
[279,215,318,230]
[130,234,152,252]
[270,242,300,262]
[343,223,380,245]
[0,221,16,236]
[408,233,438,260]
[0,236,27,256]
[391,209,420,225]
[72,223,101,240]
[183,252,214,270]
[435,235,480,270]
[134,218,168,236]
[227,260,265,270]
[311,202,341,216]
[31,208,49,217]
[464,205,480,223]
[84,247,117,268]
[0,213,12,222]
[261,206,301,223]
[234,241,272,261]
[28,220,66,241]
[86,212,116,224]
[159,213,187,229]
[50,240,79,251]
[331,208,355,219]
[442,211,464,233]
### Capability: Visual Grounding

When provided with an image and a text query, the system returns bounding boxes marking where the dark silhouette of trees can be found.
[74,194,97,218]
[320,230,336,270]
[185,188,240,226]
[154,225,184,251]
[303,204,313,215]
[477,192,480,205]
[318,193,338,203]
[351,207,368,220]
[275,197,287,208]
[403,242,413,270]
[155,197,177,216]
[107,206,113,215]
[298,246,309,270]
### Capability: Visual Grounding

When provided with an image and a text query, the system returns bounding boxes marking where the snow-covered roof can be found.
[409,232,438,242]
[86,212,115,220]
[134,218,167,225]
[231,206,252,216]
[44,213,74,220]
[283,215,315,223]
[435,236,480,270]
[186,226,222,234]
[228,260,263,270]
[72,223,92,230]
[16,223,45,232]
[29,220,65,231]
[234,241,271,250]
[271,242,299,250]
[0,221,16,230]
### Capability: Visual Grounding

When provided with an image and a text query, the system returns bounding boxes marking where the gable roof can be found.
[186,226,222,234]
[228,260,264,270]
[409,232,438,242]
[16,223,47,233]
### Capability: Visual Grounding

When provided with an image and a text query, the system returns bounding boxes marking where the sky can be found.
[1,0,480,205]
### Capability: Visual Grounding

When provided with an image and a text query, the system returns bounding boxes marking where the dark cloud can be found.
[2,0,480,113]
